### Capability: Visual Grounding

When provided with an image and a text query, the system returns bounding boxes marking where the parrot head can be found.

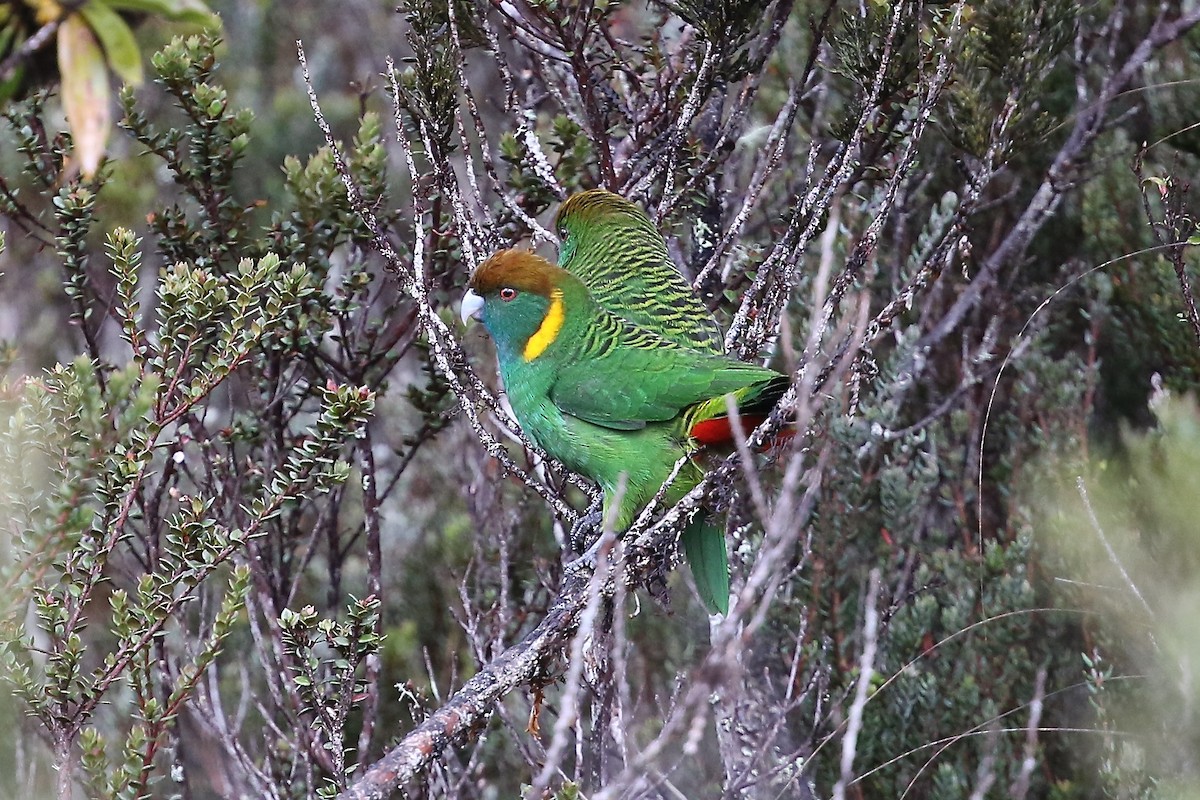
[553,189,657,264]
[462,250,573,363]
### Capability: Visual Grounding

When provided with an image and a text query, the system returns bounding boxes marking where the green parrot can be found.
[461,249,787,614]
[552,189,734,611]
[553,189,723,355]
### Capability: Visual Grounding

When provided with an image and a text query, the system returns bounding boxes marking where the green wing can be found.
[556,190,724,355]
[549,312,777,430]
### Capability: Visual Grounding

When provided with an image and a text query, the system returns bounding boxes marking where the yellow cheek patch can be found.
[523,289,565,361]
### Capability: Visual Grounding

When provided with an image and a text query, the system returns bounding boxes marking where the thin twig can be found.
[1075,476,1153,619]
[832,569,881,800]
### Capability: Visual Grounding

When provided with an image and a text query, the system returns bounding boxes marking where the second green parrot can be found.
[462,249,787,614]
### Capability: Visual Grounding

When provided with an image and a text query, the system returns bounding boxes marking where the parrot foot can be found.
[568,507,602,552]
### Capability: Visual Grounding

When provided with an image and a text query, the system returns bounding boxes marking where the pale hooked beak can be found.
[460,289,484,326]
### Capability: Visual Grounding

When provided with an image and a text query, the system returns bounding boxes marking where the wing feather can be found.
[550,316,778,430]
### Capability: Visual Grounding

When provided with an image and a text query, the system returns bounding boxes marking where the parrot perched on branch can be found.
[461,247,787,615]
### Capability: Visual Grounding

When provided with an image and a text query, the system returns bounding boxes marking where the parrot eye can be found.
[556,225,568,240]
[499,287,518,301]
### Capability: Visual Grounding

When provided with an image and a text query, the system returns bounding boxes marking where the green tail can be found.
[681,516,730,615]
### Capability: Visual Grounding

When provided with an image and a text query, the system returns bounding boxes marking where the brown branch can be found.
[355,428,384,760]
[1168,237,1200,349]
[1132,150,1200,350]
[336,569,590,799]
[0,18,61,84]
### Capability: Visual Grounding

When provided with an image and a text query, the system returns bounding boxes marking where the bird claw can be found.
[568,506,603,552]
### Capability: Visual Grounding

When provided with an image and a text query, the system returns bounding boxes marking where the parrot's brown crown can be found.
[468,249,562,298]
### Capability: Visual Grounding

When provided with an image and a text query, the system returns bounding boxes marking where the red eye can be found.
[499,287,518,301]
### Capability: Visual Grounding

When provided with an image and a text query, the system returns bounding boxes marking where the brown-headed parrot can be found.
[462,247,787,614]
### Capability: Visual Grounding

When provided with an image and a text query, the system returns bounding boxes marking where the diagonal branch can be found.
[336,569,590,799]
[916,2,1200,354]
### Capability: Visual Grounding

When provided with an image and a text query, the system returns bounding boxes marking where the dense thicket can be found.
[0,2,1198,799]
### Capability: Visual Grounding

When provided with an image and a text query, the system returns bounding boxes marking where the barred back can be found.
[556,190,723,355]
[573,300,685,361]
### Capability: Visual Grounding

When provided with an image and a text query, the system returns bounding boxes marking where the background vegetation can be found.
[1,1,1199,798]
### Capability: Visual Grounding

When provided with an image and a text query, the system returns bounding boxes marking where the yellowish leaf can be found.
[58,14,111,178]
